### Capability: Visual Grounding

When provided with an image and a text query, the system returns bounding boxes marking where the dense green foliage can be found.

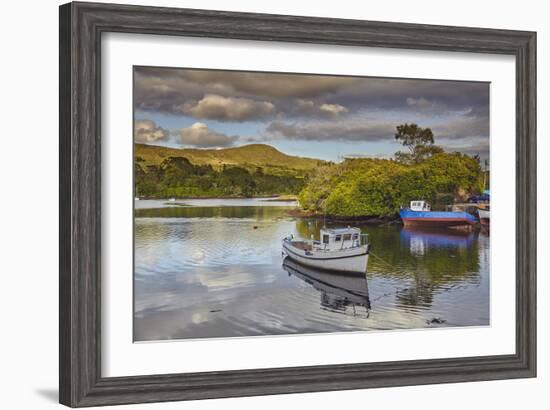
[298,152,484,217]
[135,156,305,198]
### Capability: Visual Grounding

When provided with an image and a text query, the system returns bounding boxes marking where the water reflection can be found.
[282,258,371,318]
[134,199,489,341]
[400,226,476,254]
[370,226,484,313]
[135,205,295,219]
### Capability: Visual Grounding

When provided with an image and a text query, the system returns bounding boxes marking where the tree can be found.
[394,123,440,164]
[298,153,483,217]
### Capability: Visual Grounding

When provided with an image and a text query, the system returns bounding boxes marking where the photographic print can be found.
[133,67,490,342]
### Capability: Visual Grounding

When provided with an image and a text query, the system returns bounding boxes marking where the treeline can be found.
[298,123,485,218]
[298,152,484,218]
[135,156,305,198]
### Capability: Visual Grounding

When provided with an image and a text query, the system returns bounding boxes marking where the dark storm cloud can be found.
[134,67,355,120]
[333,78,490,114]
[135,66,489,123]
[136,67,357,99]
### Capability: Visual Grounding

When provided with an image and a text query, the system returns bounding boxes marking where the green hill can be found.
[134,143,326,199]
[135,143,324,177]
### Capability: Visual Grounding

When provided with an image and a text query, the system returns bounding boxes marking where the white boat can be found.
[478,207,490,226]
[282,227,369,273]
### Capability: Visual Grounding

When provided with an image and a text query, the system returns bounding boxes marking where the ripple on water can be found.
[134,205,490,341]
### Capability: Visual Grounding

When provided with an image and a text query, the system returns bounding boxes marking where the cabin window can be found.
[352,233,359,240]
[343,234,352,241]
[322,235,329,244]
[335,235,342,242]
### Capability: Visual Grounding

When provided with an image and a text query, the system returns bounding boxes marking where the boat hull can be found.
[282,240,369,273]
[478,209,490,226]
[399,209,478,228]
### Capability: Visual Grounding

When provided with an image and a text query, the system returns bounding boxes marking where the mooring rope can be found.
[369,251,394,268]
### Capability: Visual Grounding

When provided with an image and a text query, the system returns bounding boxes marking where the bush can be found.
[299,152,483,217]
[135,156,306,198]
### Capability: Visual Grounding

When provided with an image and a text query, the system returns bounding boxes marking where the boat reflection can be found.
[400,226,476,256]
[282,257,371,318]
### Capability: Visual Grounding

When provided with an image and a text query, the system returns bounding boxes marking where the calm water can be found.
[134,199,489,341]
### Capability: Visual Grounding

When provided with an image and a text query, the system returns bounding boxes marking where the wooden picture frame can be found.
[59,1,536,407]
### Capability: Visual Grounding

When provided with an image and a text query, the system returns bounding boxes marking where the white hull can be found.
[478,209,490,220]
[282,240,369,273]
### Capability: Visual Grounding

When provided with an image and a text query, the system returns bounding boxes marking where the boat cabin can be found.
[318,227,363,251]
[409,200,431,212]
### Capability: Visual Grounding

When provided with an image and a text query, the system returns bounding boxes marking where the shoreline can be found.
[136,195,296,201]
[136,196,400,225]
[136,197,480,229]
[285,209,402,225]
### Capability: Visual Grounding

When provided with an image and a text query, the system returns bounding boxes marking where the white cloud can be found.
[319,103,348,116]
[134,120,168,143]
[178,122,238,148]
[181,94,275,121]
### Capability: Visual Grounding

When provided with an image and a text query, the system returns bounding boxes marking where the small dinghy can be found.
[282,227,369,273]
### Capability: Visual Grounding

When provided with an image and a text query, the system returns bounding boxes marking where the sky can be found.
[134,66,490,163]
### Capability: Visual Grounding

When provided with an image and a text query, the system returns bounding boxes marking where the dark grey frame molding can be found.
[59,1,537,407]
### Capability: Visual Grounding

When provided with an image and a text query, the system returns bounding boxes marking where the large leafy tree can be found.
[299,153,483,217]
[394,123,442,164]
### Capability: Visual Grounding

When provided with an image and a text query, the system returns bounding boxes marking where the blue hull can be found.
[399,209,477,227]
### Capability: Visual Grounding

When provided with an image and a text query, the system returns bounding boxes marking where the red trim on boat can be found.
[402,217,476,227]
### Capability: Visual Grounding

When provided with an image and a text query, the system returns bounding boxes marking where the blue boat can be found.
[399,201,478,228]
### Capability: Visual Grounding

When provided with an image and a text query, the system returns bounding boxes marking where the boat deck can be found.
[290,241,313,251]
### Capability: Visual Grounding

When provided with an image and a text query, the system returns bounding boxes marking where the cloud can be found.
[319,103,348,116]
[182,70,358,98]
[181,94,275,121]
[433,114,489,139]
[133,68,357,118]
[281,100,348,118]
[134,120,168,143]
[134,67,490,124]
[178,122,238,147]
[265,119,395,142]
[336,79,489,115]
[134,67,489,160]
[406,97,438,110]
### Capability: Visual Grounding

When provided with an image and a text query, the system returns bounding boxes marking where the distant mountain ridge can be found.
[135,143,325,177]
